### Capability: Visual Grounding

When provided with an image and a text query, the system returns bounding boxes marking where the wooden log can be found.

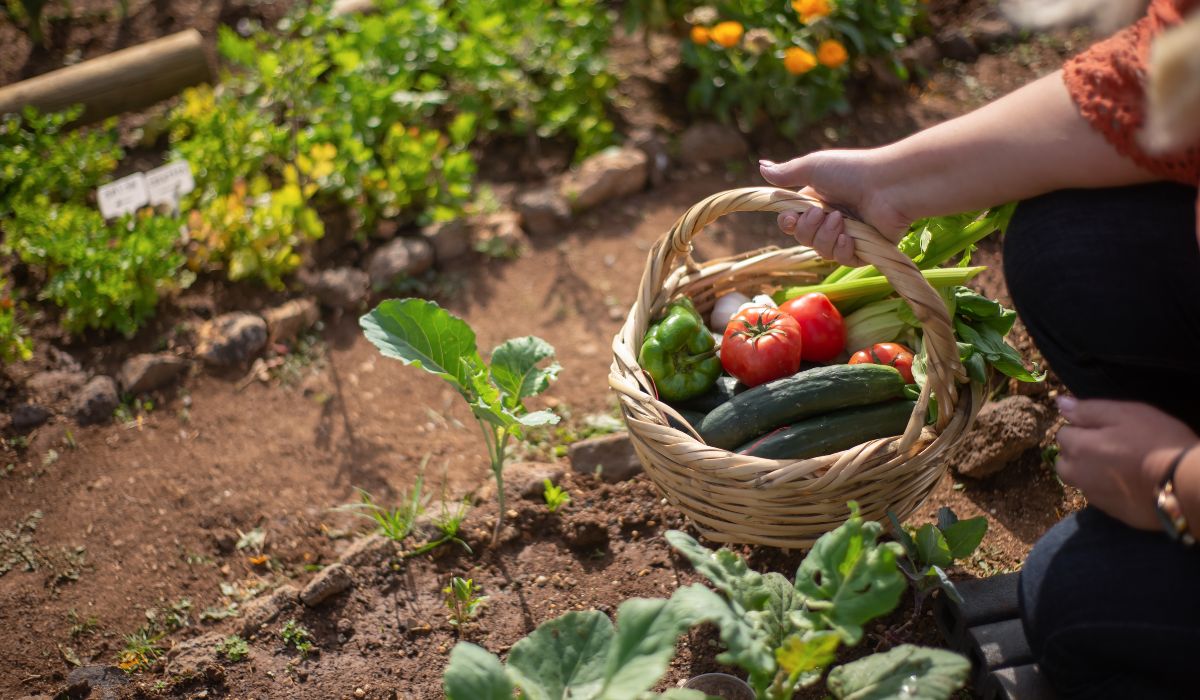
[0,29,212,123]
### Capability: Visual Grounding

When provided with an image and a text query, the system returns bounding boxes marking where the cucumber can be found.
[667,409,708,432]
[671,376,747,413]
[697,364,906,449]
[736,400,917,459]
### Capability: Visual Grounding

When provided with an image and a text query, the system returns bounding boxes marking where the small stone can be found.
[195,313,268,366]
[262,298,320,345]
[679,123,748,165]
[421,219,472,263]
[511,461,566,500]
[534,575,548,586]
[166,632,224,676]
[970,17,1018,51]
[559,146,648,213]
[569,432,643,483]
[367,237,434,289]
[300,563,353,606]
[63,665,127,698]
[239,584,298,637]
[118,353,189,394]
[355,689,366,698]
[936,29,980,62]
[515,188,570,236]
[72,376,119,426]
[307,267,370,310]
[630,128,670,188]
[10,404,51,432]
[26,370,87,404]
[948,396,1053,479]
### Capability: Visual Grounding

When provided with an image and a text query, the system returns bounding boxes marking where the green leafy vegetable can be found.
[826,645,971,700]
[361,299,559,543]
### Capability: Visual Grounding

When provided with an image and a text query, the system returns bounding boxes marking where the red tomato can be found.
[721,306,804,386]
[778,293,846,362]
[848,342,915,383]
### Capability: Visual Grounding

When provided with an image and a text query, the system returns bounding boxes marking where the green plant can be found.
[216,635,250,662]
[543,479,571,513]
[280,618,315,657]
[342,481,426,542]
[2,0,51,44]
[361,298,560,544]
[67,609,100,638]
[444,576,487,627]
[667,0,922,133]
[888,507,988,613]
[118,628,164,673]
[443,504,970,699]
[0,278,32,363]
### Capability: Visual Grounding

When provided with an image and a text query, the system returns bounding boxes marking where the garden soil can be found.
[0,7,1092,698]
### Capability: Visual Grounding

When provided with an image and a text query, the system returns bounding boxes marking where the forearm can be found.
[873,71,1161,220]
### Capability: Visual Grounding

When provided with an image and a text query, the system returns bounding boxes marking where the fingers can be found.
[1057,396,1131,428]
[1054,425,1084,486]
[759,156,812,188]
[777,204,857,266]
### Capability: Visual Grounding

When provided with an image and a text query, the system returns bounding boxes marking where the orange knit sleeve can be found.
[1063,0,1200,184]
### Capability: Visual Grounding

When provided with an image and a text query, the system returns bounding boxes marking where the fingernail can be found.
[782,213,797,229]
[1056,395,1076,416]
[759,159,776,169]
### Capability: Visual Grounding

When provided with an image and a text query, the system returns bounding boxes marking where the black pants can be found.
[1005,182,1200,699]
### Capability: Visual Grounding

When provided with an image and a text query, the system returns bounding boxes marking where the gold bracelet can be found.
[1156,445,1198,547]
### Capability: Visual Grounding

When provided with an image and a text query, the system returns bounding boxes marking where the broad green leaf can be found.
[668,583,775,685]
[775,631,840,680]
[518,409,560,428]
[935,507,958,531]
[941,517,987,560]
[755,572,801,651]
[665,531,768,612]
[793,507,907,645]
[443,643,513,700]
[360,299,483,393]
[914,526,953,570]
[950,287,1016,337]
[507,610,612,700]
[954,320,1045,383]
[886,511,917,560]
[490,336,560,408]
[826,645,970,700]
[932,567,963,605]
[599,591,714,699]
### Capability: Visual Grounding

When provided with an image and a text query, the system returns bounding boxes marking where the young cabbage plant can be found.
[888,507,989,613]
[361,298,560,544]
[666,503,971,700]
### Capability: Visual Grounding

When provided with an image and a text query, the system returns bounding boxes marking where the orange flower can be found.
[690,25,711,45]
[783,46,818,75]
[817,38,848,68]
[710,21,744,48]
[791,0,831,23]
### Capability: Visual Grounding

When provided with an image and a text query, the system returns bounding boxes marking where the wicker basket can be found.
[609,187,985,549]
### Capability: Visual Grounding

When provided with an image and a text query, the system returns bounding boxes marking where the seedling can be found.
[543,479,570,513]
[362,299,560,543]
[67,609,100,638]
[216,635,250,662]
[443,503,970,700]
[888,507,988,613]
[281,618,315,657]
[117,628,164,673]
[342,480,426,542]
[444,576,487,627]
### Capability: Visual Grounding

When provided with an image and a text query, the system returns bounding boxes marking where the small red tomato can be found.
[849,342,915,383]
[778,292,846,362]
[721,305,804,387]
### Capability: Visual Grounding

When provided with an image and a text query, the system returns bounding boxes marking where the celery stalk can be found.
[774,266,986,309]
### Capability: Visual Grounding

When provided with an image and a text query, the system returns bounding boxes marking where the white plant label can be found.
[146,161,195,207]
[96,173,150,220]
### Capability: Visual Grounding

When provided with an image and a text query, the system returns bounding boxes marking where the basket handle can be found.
[636,186,962,427]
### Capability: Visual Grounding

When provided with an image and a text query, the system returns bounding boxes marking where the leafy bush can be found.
[443,503,971,699]
[0,277,32,363]
[644,0,922,132]
[7,202,185,336]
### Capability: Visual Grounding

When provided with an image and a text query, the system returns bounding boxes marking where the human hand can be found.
[1055,396,1199,530]
[759,149,913,267]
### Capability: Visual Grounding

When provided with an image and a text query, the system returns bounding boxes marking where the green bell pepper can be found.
[638,297,722,402]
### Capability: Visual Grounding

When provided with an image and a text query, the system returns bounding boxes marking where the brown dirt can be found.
[0,11,1092,699]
